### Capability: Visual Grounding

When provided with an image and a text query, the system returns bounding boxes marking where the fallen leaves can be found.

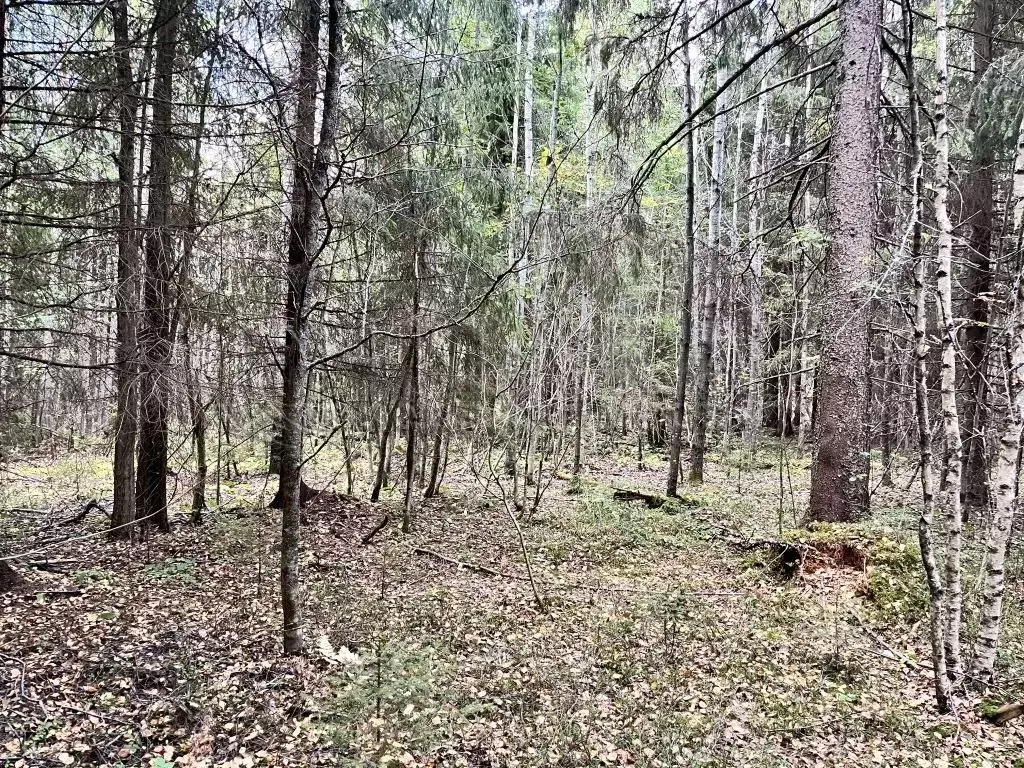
[0,454,1021,766]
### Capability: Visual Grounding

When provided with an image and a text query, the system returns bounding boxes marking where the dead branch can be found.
[411,546,512,578]
[361,514,390,545]
[57,499,108,527]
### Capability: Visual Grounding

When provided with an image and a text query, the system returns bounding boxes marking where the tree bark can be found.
[135,0,180,533]
[933,0,963,681]
[109,0,140,540]
[371,346,413,502]
[969,112,1024,687]
[959,0,996,515]
[745,39,770,448]
[278,0,343,655]
[425,340,457,498]
[903,0,950,712]
[807,0,880,522]
[402,243,421,533]
[689,57,727,484]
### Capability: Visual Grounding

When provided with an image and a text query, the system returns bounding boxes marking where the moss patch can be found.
[783,522,927,622]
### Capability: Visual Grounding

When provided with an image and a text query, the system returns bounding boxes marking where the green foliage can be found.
[143,557,197,583]
[866,541,928,623]
[327,640,449,761]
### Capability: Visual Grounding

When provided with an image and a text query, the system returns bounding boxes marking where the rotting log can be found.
[982,702,1024,725]
[612,488,667,509]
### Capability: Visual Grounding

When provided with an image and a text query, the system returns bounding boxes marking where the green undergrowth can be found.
[0,451,112,511]
[326,639,457,765]
[536,491,707,567]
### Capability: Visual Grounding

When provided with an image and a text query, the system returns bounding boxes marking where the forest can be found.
[1,0,1023,763]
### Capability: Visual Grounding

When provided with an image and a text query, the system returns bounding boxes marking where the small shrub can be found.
[866,539,928,622]
[144,557,197,583]
[327,639,448,760]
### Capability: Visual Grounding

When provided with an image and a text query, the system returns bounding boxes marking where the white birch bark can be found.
[933,0,963,681]
[969,111,1024,686]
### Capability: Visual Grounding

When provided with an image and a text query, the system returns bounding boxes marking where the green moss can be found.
[783,522,928,622]
[866,539,928,623]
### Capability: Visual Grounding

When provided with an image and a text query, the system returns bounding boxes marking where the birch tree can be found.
[904,0,950,712]
[969,112,1024,687]
[932,0,963,680]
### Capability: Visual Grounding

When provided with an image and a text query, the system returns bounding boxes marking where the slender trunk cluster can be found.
[969,112,1024,687]
[902,0,950,712]
[689,58,728,484]
[666,5,695,496]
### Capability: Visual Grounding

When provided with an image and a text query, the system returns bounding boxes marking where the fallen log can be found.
[25,558,78,572]
[983,702,1024,725]
[702,519,806,579]
[612,488,666,509]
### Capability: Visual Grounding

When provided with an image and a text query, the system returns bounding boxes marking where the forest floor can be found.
[1,443,1023,767]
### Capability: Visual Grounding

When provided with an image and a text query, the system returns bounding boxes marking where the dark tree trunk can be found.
[425,341,457,498]
[666,12,695,497]
[178,30,217,526]
[135,0,180,533]
[371,347,412,502]
[402,241,421,533]
[278,0,343,656]
[960,0,996,516]
[182,314,207,523]
[808,0,880,523]
[110,0,140,540]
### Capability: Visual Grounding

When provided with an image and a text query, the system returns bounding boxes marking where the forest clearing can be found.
[3,0,1024,764]
[2,446,1022,767]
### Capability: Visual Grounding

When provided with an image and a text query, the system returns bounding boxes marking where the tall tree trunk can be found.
[807,0,880,522]
[903,0,950,711]
[278,0,343,655]
[933,0,963,681]
[573,0,599,478]
[667,10,700,499]
[110,0,140,539]
[402,244,421,533]
[960,0,996,515]
[177,21,219,523]
[425,340,457,498]
[688,56,727,484]
[745,43,770,448]
[969,113,1024,687]
[135,0,180,533]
